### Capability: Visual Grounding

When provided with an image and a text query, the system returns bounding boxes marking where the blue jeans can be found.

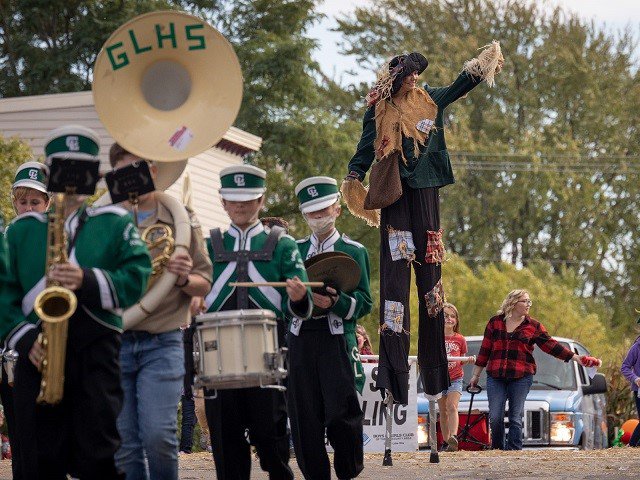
[115,330,185,480]
[630,392,640,447]
[487,374,533,450]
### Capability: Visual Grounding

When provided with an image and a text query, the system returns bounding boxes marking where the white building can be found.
[0,90,262,232]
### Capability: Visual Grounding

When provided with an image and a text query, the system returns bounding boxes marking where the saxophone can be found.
[33,193,78,404]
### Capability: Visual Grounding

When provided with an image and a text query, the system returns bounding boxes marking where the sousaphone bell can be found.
[92,10,243,161]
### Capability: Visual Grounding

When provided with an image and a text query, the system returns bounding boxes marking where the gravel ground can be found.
[0,449,635,479]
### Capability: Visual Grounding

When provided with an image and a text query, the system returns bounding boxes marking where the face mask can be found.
[305,214,335,235]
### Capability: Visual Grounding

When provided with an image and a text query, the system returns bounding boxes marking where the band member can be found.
[1,161,51,479]
[108,144,213,480]
[342,45,504,403]
[10,161,51,215]
[203,165,311,480]
[0,125,152,479]
[289,176,371,480]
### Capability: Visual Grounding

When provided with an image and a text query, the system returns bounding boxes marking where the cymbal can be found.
[304,252,361,316]
[304,250,350,271]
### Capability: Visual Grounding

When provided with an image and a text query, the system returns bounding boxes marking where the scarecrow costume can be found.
[342,42,503,404]
[288,176,371,480]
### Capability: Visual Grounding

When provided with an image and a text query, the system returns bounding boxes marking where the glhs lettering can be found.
[107,23,206,70]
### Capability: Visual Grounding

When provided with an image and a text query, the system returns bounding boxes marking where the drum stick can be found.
[229,281,325,288]
[360,354,475,363]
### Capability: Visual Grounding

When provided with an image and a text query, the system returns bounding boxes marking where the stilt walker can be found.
[342,44,504,462]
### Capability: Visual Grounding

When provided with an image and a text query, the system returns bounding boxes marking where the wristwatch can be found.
[175,275,190,288]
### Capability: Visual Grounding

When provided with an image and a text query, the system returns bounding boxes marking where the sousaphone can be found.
[92,10,243,329]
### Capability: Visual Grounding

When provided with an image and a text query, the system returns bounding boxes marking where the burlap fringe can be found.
[340,179,380,227]
[373,88,438,164]
[365,61,402,106]
[463,40,503,87]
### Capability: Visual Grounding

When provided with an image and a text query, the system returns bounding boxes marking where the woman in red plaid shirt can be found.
[469,289,594,450]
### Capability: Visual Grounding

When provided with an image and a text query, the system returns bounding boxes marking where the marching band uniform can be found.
[203,165,312,480]
[1,161,50,480]
[289,177,371,480]
[0,126,152,479]
[109,145,213,480]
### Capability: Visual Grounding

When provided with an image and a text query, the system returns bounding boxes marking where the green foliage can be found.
[0,0,211,97]
[359,254,610,357]
[208,1,379,257]
[602,338,639,438]
[336,0,640,340]
[0,136,33,224]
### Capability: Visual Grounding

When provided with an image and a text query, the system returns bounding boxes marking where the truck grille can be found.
[505,401,549,445]
[529,410,542,439]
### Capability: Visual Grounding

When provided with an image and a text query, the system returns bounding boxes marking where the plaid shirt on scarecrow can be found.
[475,315,574,379]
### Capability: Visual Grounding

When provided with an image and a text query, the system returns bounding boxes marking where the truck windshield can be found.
[462,340,577,391]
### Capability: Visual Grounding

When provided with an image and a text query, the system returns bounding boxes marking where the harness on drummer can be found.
[209,226,284,309]
[192,226,289,393]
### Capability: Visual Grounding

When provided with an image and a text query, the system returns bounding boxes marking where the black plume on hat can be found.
[389,52,428,94]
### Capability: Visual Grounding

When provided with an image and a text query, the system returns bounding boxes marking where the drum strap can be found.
[209,226,284,309]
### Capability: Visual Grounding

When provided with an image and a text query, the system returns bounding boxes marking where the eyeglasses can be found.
[518,300,532,306]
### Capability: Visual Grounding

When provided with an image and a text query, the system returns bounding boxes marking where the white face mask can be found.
[305,214,335,235]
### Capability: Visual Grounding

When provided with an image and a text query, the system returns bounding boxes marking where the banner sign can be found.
[359,362,418,452]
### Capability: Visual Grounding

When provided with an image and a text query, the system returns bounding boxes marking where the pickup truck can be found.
[417,336,608,449]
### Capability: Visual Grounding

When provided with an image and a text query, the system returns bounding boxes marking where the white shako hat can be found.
[12,161,49,194]
[295,176,340,214]
[44,124,101,162]
[219,164,267,201]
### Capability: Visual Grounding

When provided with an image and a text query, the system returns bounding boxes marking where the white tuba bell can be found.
[92,10,243,329]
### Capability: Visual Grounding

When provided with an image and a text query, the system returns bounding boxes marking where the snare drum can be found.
[194,309,286,390]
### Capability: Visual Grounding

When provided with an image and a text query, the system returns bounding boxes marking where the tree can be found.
[335,0,639,335]
[210,0,379,255]
[0,136,33,224]
[0,0,211,97]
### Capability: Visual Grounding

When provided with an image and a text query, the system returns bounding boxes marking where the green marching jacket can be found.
[348,71,484,189]
[295,230,373,393]
[0,204,152,349]
[0,232,22,329]
[204,221,312,320]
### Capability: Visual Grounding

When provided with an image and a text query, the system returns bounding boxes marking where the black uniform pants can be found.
[12,327,124,480]
[205,386,293,480]
[288,319,364,480]
[0,365,21,479]
[180,322,196,453]
[377,182,449,403]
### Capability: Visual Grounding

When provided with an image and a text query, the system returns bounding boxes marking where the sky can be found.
[309,0,640,84]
